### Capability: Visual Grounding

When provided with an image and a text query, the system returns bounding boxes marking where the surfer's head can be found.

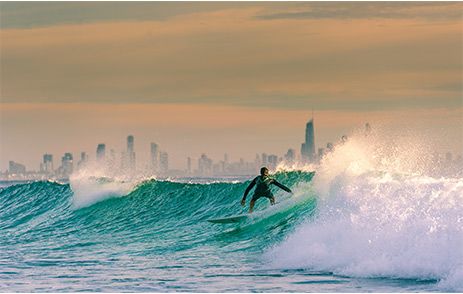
[260,167,269,176]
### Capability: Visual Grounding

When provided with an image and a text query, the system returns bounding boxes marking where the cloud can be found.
[0,4,461,111]
[256,2,463,21]
[0,2,240,29]
[3,3,460,29]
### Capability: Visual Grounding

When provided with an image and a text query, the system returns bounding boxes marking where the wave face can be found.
[1,128,461,292]
[0,172,318,292]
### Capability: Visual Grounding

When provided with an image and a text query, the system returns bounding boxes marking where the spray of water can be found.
[69,163,149,208]
[265,125,463,291]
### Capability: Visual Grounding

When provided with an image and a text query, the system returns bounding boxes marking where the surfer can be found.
[241,167,292,213]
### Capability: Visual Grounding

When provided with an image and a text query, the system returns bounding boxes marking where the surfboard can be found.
[207,214,248,224]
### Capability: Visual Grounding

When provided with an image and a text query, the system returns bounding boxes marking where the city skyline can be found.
[1,106,462,173]
[3,116,462,181]
[2,117,330,177]
[1,2,462,172]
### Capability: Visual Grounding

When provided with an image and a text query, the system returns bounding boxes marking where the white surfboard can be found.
[207,214,248,224]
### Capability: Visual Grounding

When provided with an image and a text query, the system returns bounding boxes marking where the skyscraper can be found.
[127,135,136,171]
[223,154,229,173]
[159,151,169,174]
[9,161,26,174]
[187,157,192,174]
[61,153,73,176]
[267,154,278,170]
[78,152,89,169]
[96,144,106,163]
[301,119,315,162]
[198,154,213,176]
[261,153,268,167]
[284,149,296,165]
[254,154,261,169]
[41,154,53,173]
[127,135,134,153]
[150,142,159,172]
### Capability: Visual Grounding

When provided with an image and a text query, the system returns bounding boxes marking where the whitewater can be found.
[1,128,462,292]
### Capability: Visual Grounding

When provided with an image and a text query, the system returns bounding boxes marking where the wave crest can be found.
[265,127,463,291]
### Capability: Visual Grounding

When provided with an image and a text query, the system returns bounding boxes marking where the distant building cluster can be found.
[2,135,170,181]
[1,119,461,181]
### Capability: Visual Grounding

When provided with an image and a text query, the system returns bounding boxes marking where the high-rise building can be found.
[150,143,159,172]
[239,158,245,170]
[41,154,53,173]
[127,135,134,153]
[78,152,89,169]
[127,135,136,170]
[9,161,26,174]
[284,149,296,164]
[187,157,192,174]
[223,154,229,173]
[96,144,106,163]
[198,154,213,176]
[301,119,315,163]
[261,153,268,167]
[159,151,169,173]
[61,153,73,176]
[267,154,278,170]
[254,154,261,169]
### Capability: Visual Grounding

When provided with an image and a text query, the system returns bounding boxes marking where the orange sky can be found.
[0,2,462,170]
[1,103,461,170]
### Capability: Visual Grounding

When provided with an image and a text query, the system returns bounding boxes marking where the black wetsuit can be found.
[243,175,292,202]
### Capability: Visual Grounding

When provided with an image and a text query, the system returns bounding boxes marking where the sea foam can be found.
[69,166,140,208]
[265,127,463,291]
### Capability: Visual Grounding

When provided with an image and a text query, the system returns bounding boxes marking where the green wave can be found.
[0,171,316,254]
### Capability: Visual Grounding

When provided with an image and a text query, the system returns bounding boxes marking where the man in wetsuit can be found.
[240,167,292,213]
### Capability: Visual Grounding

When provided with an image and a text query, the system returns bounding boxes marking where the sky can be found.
[0,2,462,171]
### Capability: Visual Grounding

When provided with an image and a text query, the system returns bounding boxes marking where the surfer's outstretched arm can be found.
[241,178,257,206]
[272,180,292,193]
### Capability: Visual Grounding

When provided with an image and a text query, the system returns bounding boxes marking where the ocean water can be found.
[1,131,462,292]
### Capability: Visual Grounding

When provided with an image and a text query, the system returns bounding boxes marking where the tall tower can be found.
[159,151,169,174]
[96,144,106,163]
[42,154,54,173]
[301,119,315,162]
[61,153,73,176]
[187,157,192,174]
[78,152,89,169]
[150,142,159,172]
[285,149,296,165]
[127,135,134,153]
[261,153,268,167]
[127,135,136,171]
